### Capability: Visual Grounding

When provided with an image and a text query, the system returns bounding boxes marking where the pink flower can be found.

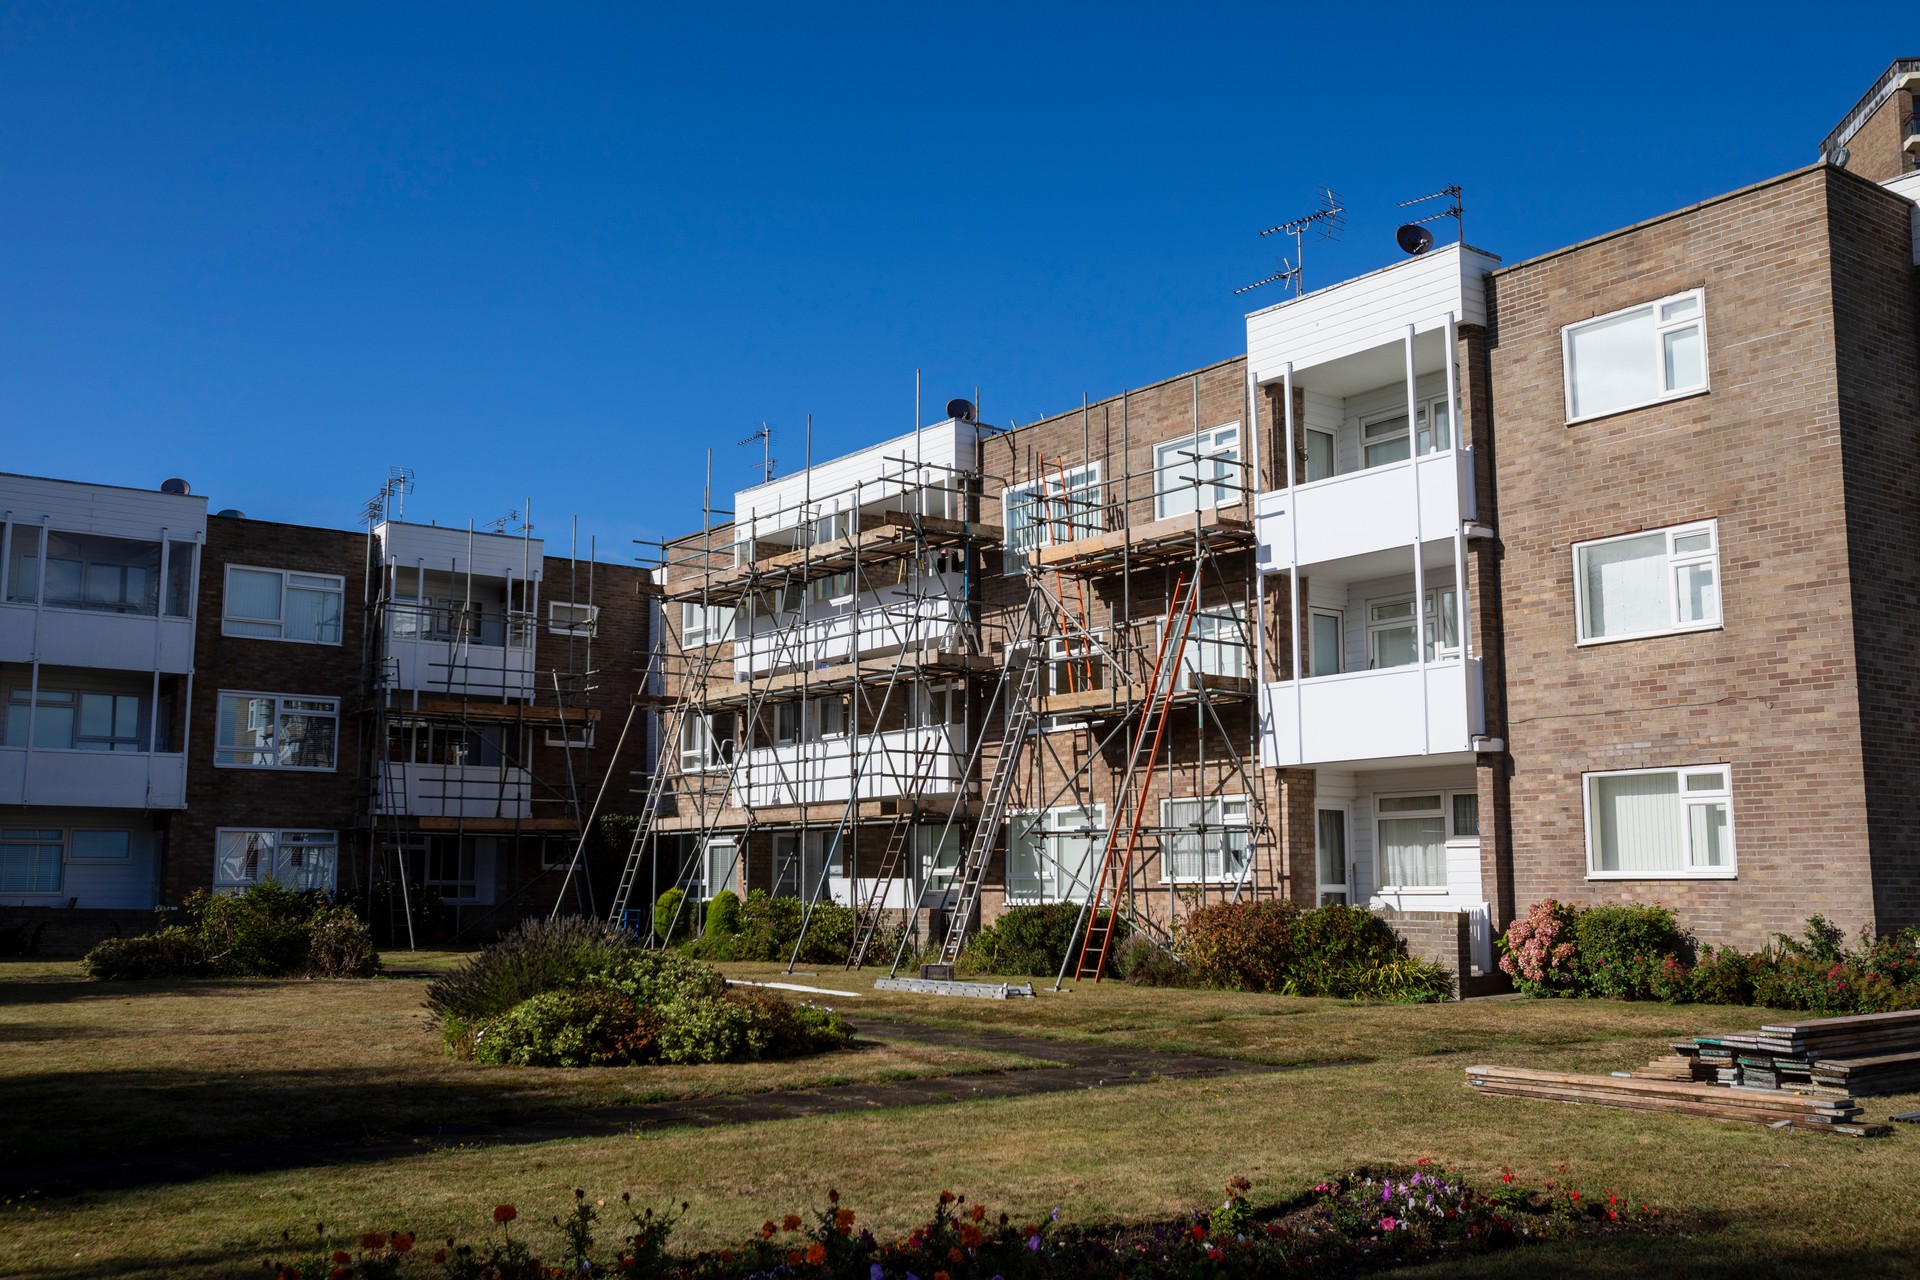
[1380,1217,1398,1231]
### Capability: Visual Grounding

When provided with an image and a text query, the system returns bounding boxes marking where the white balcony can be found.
[1260,659,1484,769]
[736,725,963,808]
[0,605,196,673]
[734,595,967,681]
[377,762,531,819]
[382,634,537,699]
[1257,448,1475,572]
[0,747,187,809]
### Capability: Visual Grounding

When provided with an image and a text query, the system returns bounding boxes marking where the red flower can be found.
[331,1252,351,1265]
[492,1205,518,1224]
[959,1225,983,1249]
[719,1248,734,1263]
[783,1214,803,1232]
[970,1203,986,1223]
[432,1250,447,1264]
[835,1208,856,1233]
[948,1246,965,1263]
[934,1272,950,1280]
[786,1251,803,1267]
[361,1232,386,1250]
[938,1190,955,1204]
[390,1233,413,1254]
[761,1221,778,1239]
[806,1243,826,1265]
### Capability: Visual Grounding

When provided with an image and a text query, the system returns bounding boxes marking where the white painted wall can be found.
[0,473,207,544]
[735,581,967,677]
[733,420,980,534]
[385,635,536,698]
[377,522,544,582]
[0,747,186,809]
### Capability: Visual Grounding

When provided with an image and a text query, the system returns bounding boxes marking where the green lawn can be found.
[2,955,1915,1278]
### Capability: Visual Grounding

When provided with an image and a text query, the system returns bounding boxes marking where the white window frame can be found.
[774,699,803,746]
[1002,464,1102,574]
[1045,630,1106,696]
[1366,588,1458,669]
[1583,764,1736,880]
[69,829,133,861]
[544,723,596,749]
[1572,520,1721,646]
[1005,804,1104,904]
[1153,423,1241,519]
[425,838,482,903]
[1159,795,1251,885]
[700,837,739,900]
[214,828,339,894]
[813,693,848,739]
[681,601,736,648]
[222,565,345,645]
[1302,428,1336,484]
[0,827,65,895]
[678,712,731,772]
[1315,806,1349,906]
[214,692,341,771]
[548,601,598,636]
[1309,608,1344,678]
[809,571,854,606]
[1562,288,1709,423]
[1374,791,1451,894]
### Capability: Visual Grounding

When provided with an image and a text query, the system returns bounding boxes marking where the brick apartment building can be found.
[635,60,1920,982]
[1,484,655,951]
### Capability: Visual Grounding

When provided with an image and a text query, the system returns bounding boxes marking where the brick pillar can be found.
[1276,767,1317,905]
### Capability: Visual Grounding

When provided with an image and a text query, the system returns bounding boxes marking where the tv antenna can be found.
[1395,184,1464,251]
[484,508,531,536]
[360,465,415,526]
[1245,187,1345,296]
[739,423,776,483]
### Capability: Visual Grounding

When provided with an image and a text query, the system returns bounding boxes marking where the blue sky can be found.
[0,5,1897,558]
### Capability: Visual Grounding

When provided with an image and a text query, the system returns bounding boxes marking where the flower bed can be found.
[262,1166,1663,1279]
[1499,901,1920,1013]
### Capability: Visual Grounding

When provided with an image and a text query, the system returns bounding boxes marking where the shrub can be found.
[1181,900,1301,992]
[82,927,204,980]
[961,903,1121,977]
[1115,934,1196,987]
[593,948,728,1008]
[1688,944,1755,1005]
[653,888,692,943]
[1289,905,1413,997]
[473,987,650,1067]
[1571,904,1690,1000]
[426,915,633,1021]
[306,904,381,978]
[1497,899,1580,996]
[704,889,743,938]
[193,883,319,976]
[1344,955,1456,1003]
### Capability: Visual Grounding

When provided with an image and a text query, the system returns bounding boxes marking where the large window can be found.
[1574,521,1719,644]
[1586,766,1734,878]
[1046,631,1106,696]
[4,531,193,617]
[680,601,735,647]
[224,566,344,644]
[4,688,147,751]
[1377,794,1447,891]
[1171,608,1248,689]
[678,712,733,772]
[214,829,338,893]
[549,602,598,636]
[1003,465,1101,573]
[388,720,517,767]
[1007,805,1103,903]
[215,693,339,769]
[1161,796,1250,884]
[1316,808,1348,906]
[1154,424,1241,519]
[1366,589,1458,669]
[701,837,738,900]
[0,829,63,893]
[1360,398,1451,470]
[1564,290,1707,421]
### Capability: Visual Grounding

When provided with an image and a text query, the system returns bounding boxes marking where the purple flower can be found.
[871,1265,885,1280]
[1027,1236,1041,1252]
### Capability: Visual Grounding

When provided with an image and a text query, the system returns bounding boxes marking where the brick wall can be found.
[1841,87,1915,185]
[1486,166,1881,949]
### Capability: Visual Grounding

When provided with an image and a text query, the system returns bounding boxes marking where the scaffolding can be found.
[353,511,626,945]
[605,426,1008,959]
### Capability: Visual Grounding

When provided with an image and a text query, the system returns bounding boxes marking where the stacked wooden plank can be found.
[1655,1010,1920,1097]
[1465,1066,1889,1136]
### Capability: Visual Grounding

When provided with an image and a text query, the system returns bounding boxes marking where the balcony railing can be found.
[377,763,532,819]
[0,747,187,808]
[734,725,963,808]
[1257,447,1475,571]
[1260,658,1484,768]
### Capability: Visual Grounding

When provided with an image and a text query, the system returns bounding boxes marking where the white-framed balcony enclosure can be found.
[761,824,962,912]
[376,718,531,819]
[0,662,188,808]
[373,522,543,700]
[0,473,205,675]
[1248,245,1496,770]
[731,724,965,809]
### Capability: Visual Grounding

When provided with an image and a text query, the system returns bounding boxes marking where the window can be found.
[813,694,847,738]
[1003,465,1101,573]
[905,681,959,729]
[4,688,147,751]
[4,689,74,749]
[1007,806,1103,903]
[1171,608,1247,689]
[679,712,732,772]
[71,829,132,860]
[549,602,598,636]
[426,839,480,902]
[1309,610,1343,677]
[0,829,63,893]
[809,571,854,605]
[917,825,962,895]
[773,833,802,897]
[773,700,803,746]
[388,720,516,767]
[1451,793,1480,839]
[1564,290,1707,421]
[5,531,182,616]
[1304,429,1335,483]
[701,837,738,899]
[681,601,736,647]
[544,723,596,749]
[1360,398,1451,470]
[1316,808,1348,906]
[214,829,338,893]
[1377,794,1447,891]
[1575,521,1720,644]
[224,566,344,644]
[1366,589,1459,669]
[1154,424,1241,519]
[1046,631,1106,696]
[1162,796,1250,883]
[1585,765,1734,878]
[216,693,339,770]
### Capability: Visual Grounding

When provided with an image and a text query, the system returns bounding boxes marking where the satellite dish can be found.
[160,477,191,495]
[1828,145,1852,169]
[1396,224,1435,255]
[945,398,977,423]
[216,508,246,519]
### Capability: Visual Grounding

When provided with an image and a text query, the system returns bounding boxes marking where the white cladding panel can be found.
[384,636,537,698]
[0,608,196,672]
[1256,449,1473,570]
[377,522,545,581]
[1260,659,1482,768]
[0,473,207,542]
[738,725,962,807]
[735,590,967,678]
[1883,171,1920,263]
[0,747,188,809]
[377,764,532,819]
[733,420,978,531]
[1245,246,1497,384]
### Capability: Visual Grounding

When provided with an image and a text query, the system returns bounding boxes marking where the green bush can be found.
[1170,900,1447,1001]
[1343,955,1456,1003]
[82,927,205,980]
[594,948,728,1007]
[962,903,1124,977]
[1181,900,1301,992]
[725,987,857,1057]
[685,890,902,966]
[654,888,691,943]
[1688,945,1755,1005]
[1570,904,1691,1000]
[82,884,380,981]
[426,914,632,1022]
[704,889,743,938]
[473,987,651,1067]
[1114,934,1195,987]
[1288,905,1412,997]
